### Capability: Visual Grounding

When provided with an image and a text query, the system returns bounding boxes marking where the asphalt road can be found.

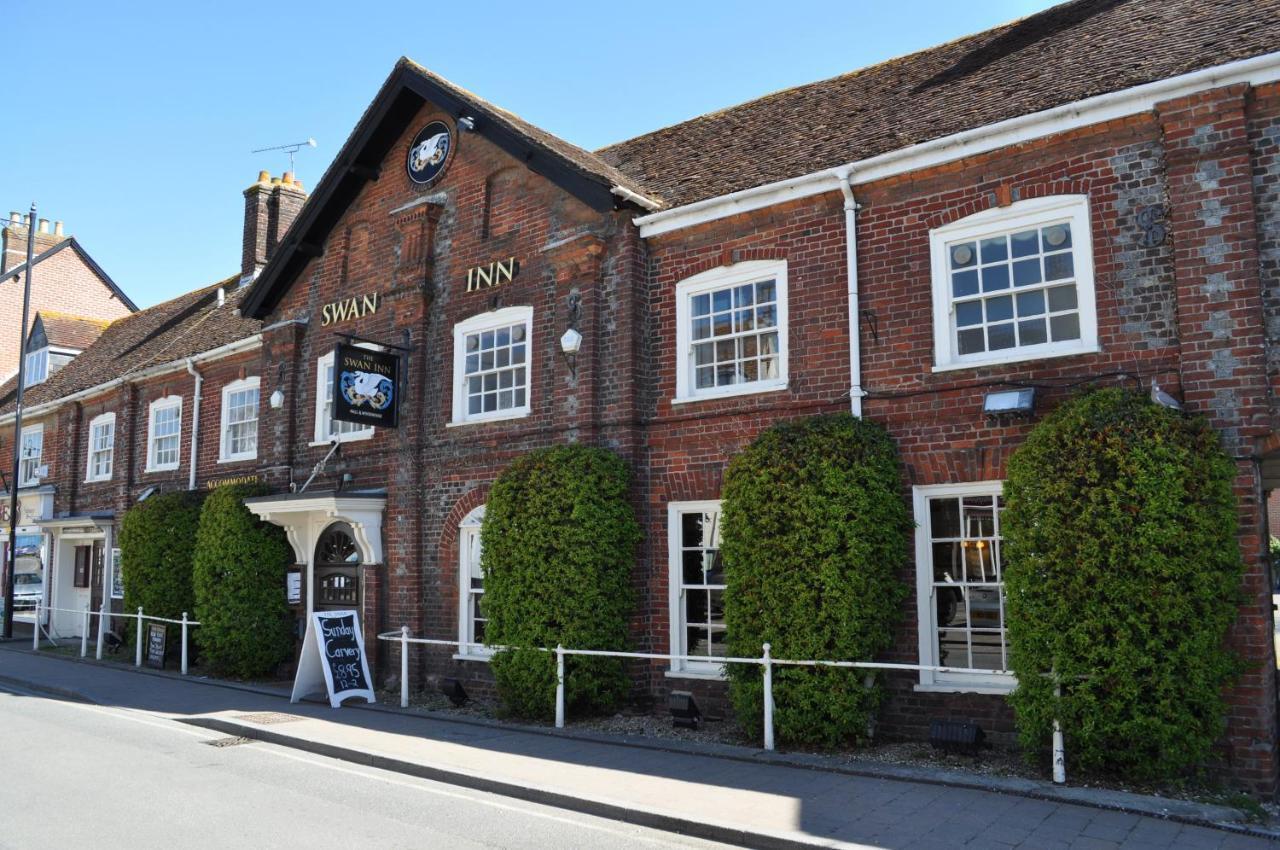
[0,684,732,850]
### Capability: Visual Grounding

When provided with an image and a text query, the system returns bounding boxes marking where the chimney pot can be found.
[258,170,271,183]
[53,221,64,236]
[37,218,49,233]
[8,211,20,225]
[282,171,294,185]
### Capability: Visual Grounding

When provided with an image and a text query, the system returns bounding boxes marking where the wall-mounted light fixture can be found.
[983,388,1035,419]
[560,293,583,378]
[269,362,286,410]
[457,115,476,131]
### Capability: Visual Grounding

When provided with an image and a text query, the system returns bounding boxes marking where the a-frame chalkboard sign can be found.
[290,610,375,708]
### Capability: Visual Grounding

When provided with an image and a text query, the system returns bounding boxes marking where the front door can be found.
[313,523,361,612]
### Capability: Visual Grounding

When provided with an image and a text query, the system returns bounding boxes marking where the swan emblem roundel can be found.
[407,121,454,186]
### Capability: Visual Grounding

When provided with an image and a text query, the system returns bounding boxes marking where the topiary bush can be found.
[1003,388,1243,781]
[192,483,295,679]
[721,413,912,748]
[482,444,640,719]
[119,489,205,650]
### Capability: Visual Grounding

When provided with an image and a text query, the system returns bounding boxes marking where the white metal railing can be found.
[31,602,200,675]
[376,628,1067,783]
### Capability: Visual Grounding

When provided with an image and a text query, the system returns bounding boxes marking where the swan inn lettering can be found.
[320,292,380,326]
[465,257,520,293]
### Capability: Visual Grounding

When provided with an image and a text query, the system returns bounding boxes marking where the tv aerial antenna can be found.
[251,138,317,175]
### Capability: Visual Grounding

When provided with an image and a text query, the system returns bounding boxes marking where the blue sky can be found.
[8,1,1053,308]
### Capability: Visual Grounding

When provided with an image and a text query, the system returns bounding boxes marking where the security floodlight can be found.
[983,388,1035,418]
[669,691,701,729]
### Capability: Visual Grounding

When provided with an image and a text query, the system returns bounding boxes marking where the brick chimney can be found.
[240,170,307,287]
[2,212,67,273]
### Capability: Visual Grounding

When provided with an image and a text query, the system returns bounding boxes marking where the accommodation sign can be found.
[465,257,519,293]
[320,292,379,327]
[332,343,399,428]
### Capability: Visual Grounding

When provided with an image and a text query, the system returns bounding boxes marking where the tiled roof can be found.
[400,60,653,204]
[596,0,1279,208]
[1,278,259,416]
[37,312,110,351]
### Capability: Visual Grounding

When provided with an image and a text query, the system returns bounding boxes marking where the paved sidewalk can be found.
[0,647,1274,850]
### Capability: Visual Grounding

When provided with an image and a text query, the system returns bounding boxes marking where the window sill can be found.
[447,409,531,428]
[664,668,727,682]
[84,477,112,484]
[932,345,1100,373]
[913,682,1015,696]
[217,455,257,465]
[671,380,788,406]
[452,652,493,663]
[308,431,375,448]
[143,466,180,475]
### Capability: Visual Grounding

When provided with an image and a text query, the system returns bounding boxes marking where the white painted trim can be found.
[0,334,263,427]
[912,480,1015,692]
[672,260,788,405]
[929,195,1097,371]
[144,396,183,473]
[667,499,726,677]
[456,504,493,660]
[84,412,116,483]
[218,376,260,463]
[634,51,1280,238]
[450,306,534,426]
[17,422,44,488]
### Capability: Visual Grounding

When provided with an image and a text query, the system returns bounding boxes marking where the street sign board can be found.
[290,609,375,708]
[146,623,167,670]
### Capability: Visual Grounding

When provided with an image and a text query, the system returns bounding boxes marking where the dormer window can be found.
[23,347,48,388]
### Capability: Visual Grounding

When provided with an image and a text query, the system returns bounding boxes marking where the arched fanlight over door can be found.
[315,522,361,609]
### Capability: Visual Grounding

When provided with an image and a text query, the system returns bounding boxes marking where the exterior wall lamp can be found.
[560,293,583,378]
[269,362,286,410]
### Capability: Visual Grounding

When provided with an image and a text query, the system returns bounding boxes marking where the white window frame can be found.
[666,499,727,678]
[913,481,1015,694]
[450,306,533,426]
[145,396,183,473]
[84,412,116,483]
[312,350,376,446]
[930,195,1098,372]
[455,505,492,661]
[673,260,789,405]
[23,347,48,388]
[218,376,260,462]
[17,423,43,488]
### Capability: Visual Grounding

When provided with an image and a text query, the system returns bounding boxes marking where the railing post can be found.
[181,612,189,676]
[1052,676,1066,784]
[31,602,40,650]
[95,602,106,660]
[81,606,90,657]
[135,607,143,667]
[555,644,566,729]
[762,642,775,752]
[400,625,410,709]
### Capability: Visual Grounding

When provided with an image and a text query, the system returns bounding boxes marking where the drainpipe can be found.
[184,359,202,491]
[835,167,864,417]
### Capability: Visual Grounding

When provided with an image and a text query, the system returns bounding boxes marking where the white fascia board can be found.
[635,52,1280,239]
[0,334,263,426]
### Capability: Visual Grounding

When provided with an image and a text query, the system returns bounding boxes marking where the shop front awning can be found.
[243,489,387,565]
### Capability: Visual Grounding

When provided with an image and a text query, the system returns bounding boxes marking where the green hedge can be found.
[1003,388,1243,780]
[482,445,640,719]
[192,483,295,679]
[722,414,911,747]
[119,490,205,644]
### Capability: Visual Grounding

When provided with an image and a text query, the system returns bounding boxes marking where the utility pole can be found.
[3,203,37,639]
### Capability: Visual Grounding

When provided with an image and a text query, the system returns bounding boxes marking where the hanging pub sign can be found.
[290,609,375,708]
[331,342,399,429]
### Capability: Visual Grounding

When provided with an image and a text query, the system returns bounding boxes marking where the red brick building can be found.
[7,0,1280,796]
[0,213,136,382]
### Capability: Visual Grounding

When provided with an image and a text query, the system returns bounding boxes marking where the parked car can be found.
[13,573,43,609]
